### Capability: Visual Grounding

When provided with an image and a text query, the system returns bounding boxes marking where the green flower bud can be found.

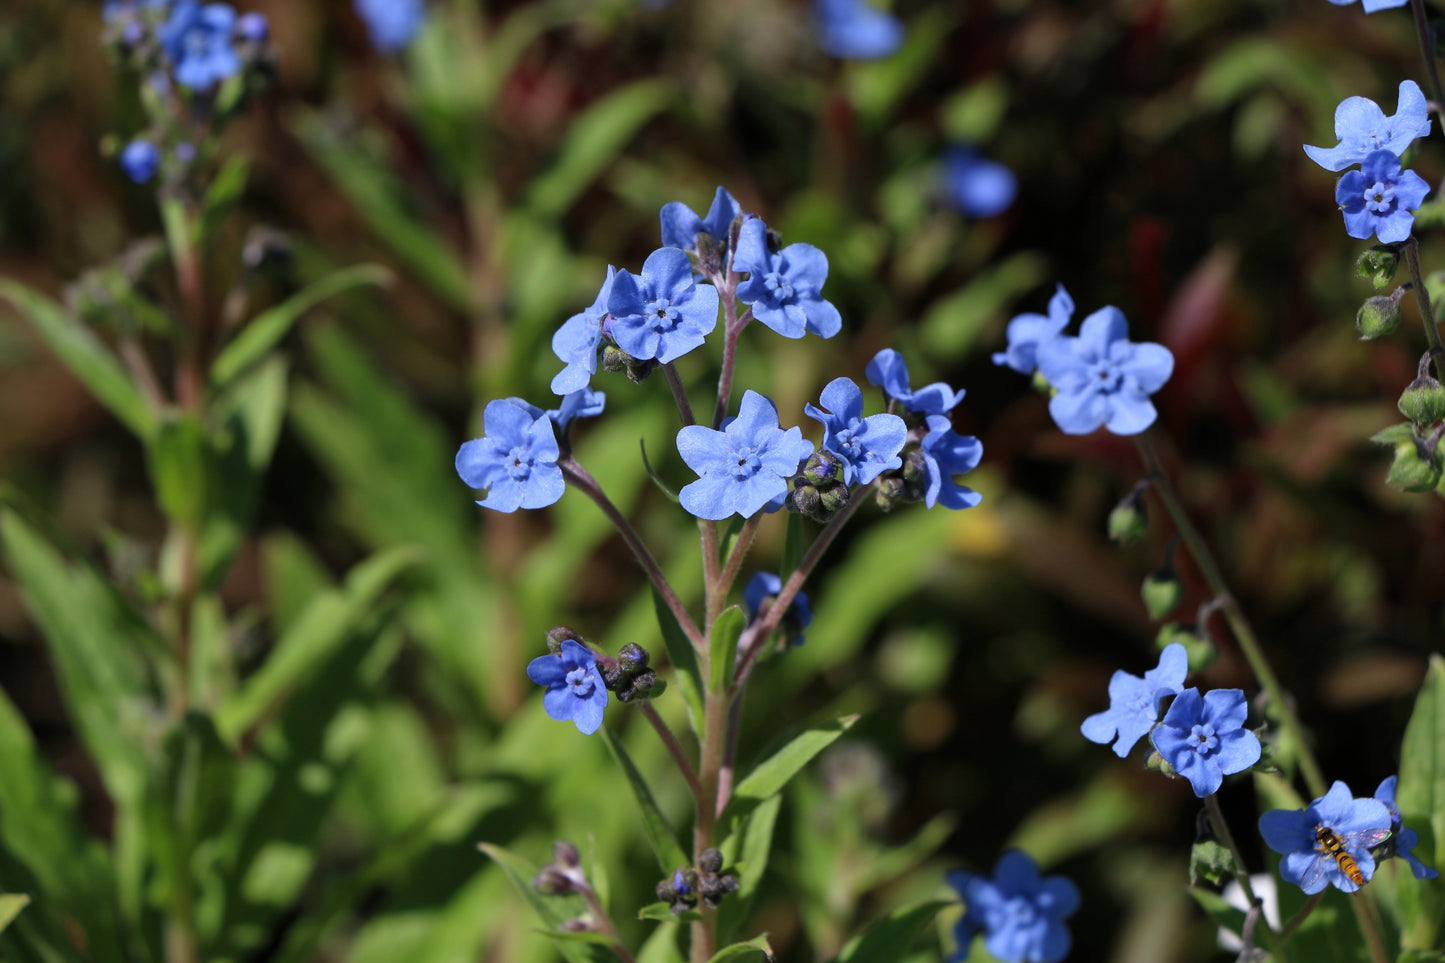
[695,234,725,278]
[1357,288,1405,340]
[875,476,903,512]
[1398,351,1445,425]
[788,483,821,517]
[1355,246,1400,289]
[818,484,851,515]
[1155,623,1217,673]
[601,345,630,373]
[1386,436,1443,492]
[803,451,845,487]
[1189,839,1235,887]
[1141,571,1183,620]
[1108,493,1148,544]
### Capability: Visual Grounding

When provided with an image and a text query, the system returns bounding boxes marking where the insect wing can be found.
[1341,827,1392,851]
[1296,854,1331,894]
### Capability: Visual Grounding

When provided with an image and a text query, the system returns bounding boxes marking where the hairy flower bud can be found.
[803,450,845,487]
[546,626,586,655]
[698,848,724,874]
[1357,288,1405,340]
[1355,246,1400,289]
[617,643,650,674]
[533,866,576,895]
[1386,436,1443,491]
[1108,492,1148,544]
[552,840,581,869]
[1141,571,1183,620]
[1398,352,1445,424]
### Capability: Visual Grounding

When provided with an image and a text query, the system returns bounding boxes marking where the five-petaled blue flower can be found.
[158,1,242,91]
[865,348,967,416]
[607,248,721,363]
[947,851,1079,963]
[733,218,842,340]
[1373,776,1439,879]
[919,416,984,510]
[1149,687,1260,797]
[660,187,742,255]
[1336,149,1431,244]
[993,284,1074,376]
[547,387,606,431]
[1259,781,1394,894]
[1325,0,1410,16]
[814,0,903,60]
[456,398,566,512]
[1080,642,1188,758]
[551,266,616,395]
[943,147,1017,219]
[743,572,812,646]
[677,390,814,520]
[1035,306,1174,436]
[119,139,161,184]
[354,0,426,53]
[526,639,608,735]
[805,377,907,485]
[1305,81,1429,172]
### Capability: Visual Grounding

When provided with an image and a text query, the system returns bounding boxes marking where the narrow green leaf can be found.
[709,606,746,694]
[599,726,689,874]
[146,413,212,527]
[707,933,773,962]
[0,280,154,439]
[1397,653,1445,948]
[201,156,250,240]
[716,794,781,945]
[652,587,704,733]
[637,902,702,924]
[829,901,951,963]
[857,813,956,891]
[0,895,30,934]
[640,438,679,502]
[477,843,613,963]
[727,715,860,817]
[210,265,391,389]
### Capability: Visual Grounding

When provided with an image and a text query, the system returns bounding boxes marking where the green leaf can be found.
[599,726,689,874]
[716,794,781,945]
[726,715,859,818]
[0,280,155,440]
[781,511,803,580]
[477,843,614,963]
[919,252,1049,358]
[829,900,951,963]
[0,895,30,934]
[709,606,746,694]
[653,587,704,733]
[638,902,703,924]
[145,413,212,527]
[210,264,391,389]
[707,934,773,962]
[640,437,680,502]
[1396,653,1445,949]
[202,156,250,240]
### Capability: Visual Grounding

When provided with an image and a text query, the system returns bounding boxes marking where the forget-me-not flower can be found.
[354,0,426,53]
[805,377,907,484]
[743,572,813,646]
[733,218,842,340]
[547,387,606,431]
[947,851,1079,963]
[865,348,967,416]
[119,139,161,184]
[1081,642,1188,758]
[993,284,1074,376]
[919,416,983,510]
[158,1,242,91]
[1326,0,1409,11]
[456,398,565,512]
[814,0,904,60]
[1259,781,1393,894]
[1305,81,1430,172]
[607,248,720,363]
[526,639,608,735]
[660,187,742,255]
[1149,687,1260,797]
[1336,149,1431,243]
[1035,306,1174,435]
[1373,775,1439,879]
[943,147,1017,218]
[236,11,268,43]
[551,266,616,395]
[677,390,814,520]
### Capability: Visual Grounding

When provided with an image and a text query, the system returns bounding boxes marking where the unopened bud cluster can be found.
[601,642,659,703]
[788,451,850,521]
[874,448,931,512]
[655,848,739,914]
[533,840,587,896]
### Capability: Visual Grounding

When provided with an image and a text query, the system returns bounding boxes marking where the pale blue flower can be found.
[1035,307,1173,436]
[456,399,565,512]
[944,147,1016,218]
[1081,643,1188,758]
[993,284,1074,375]
[919,415,983,510]
[660,187,741,253]
[805,377,907,484]
[947,852,1079,963]
[865,348,967,416]
[1336,149,1430,243]
[158,1,241,91]
[551,266,616,395]
[815,0,903,60]
[1149,688,1260,797]
[526,639,607,734]
[677,390,814,520]
[1373,776,1439,880]
[354,0,425,53]
[1305,81,1429,172]
[734,218,842,340]
[1260,781,1393,894]
[607,248,720,363]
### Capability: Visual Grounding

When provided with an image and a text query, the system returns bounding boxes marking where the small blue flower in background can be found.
[1304,80,1429,171]
[947,851,1079,963]
[526,639,607,735]
[1259,781,1393,894]
[1326,0,1410,14]
[1149,687,1260,797]
[158,1,242,91]
[919,416,983,510]
[660,186,741,254]
[864,348,967,416]
[743,572,813,645]
[547,387,606,431]
[235,11,268,43]
[354,0,426,53]
[1035,306,1174,436]
[814,0,903,60]
[1373,776,1439,879]
[607,248,721,363]
[676,390,814,520]
[943,147,1017,218]
[733,218,842,340]
[1081,642,1188,759]
[1336,149,1430,243]
[993,284,1074,376]
[551,266,616,395]
[119,139,161,184]
[804,377,907,484]
[456,398,566,513]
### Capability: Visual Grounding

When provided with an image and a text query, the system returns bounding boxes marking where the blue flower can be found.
[606,248,720,363]
[947,851,1079,963]
[236,11,268,43]
[1305,81,1429,172]
[1336,149,1431,244]
[677,390,814,520]
[1035,306,1173,436]
[1373,776,1439,880]
[815,0,903,60]
[526,639,607,735]
[354,0,426,53]
[158,1,242,91]
[943,147,1017,218]
[119,139,161,184]
[660,187,742,254]
[1149,688,1260,797]
[547,387,606,431]
[993,284,1074,375]
[1080,643,1188,759]
[1259,781,1394,894]
[456,398,566,512]
[1327,0,1409,10]
[743,572,813,646]
[919,415,983,509]
[551,266,616,395]
[733,218,842,340]
[804,377,907,485]
[864,348,967,416]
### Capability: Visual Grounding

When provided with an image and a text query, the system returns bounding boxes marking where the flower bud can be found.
[803,451,844,487]
[787,484,821,517]
[875,476,904,512]
[698,848,724,874]
[1386,436,1443,492]
[533,866,576,895]
[601,346,630,373]
[818,484,850,514]
[1155,623,1216,673]
[1357,288,1405,340]
[1108,493,1148,544]
[558,917,597,933]
[1141,571,1183,620]
[696,234,725,279]
[547,626,585,655]
[552,840,581,869]
[617,643,650,674]
[1355,246,1400,289]
[1398,352,1445,424]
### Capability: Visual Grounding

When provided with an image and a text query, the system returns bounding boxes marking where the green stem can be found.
[1351,894,1390,963]
[1202,795,1261,917]
[1276,892,1324,944]
[716,513,762,604]
[664,363,696,427]
[640,700,701,799]
[690,690,725,963]
[1403,238,1445,380]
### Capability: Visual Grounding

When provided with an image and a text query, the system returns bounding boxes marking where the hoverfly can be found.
[1299,824,1392,891]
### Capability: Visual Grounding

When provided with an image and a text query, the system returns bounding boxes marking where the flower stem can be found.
[716,513,762,604]
[640,700,701,799]
[1276,892,1324,944]
[664,363,696,427]
[1403,238,1445,379]
[577,884,638,963]
[1134,434,1328,799]
[1409,0,1445,121]
[1351,893,1390,963]
[716,691,745,817]
[1202,795,1262,917]
[691,691,726,963]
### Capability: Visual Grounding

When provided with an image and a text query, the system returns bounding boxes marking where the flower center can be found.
[506,444,535,481]
[730,445,762,479]
[834,420,865,457]
[763,270,794,303]
[1365,180,1396,213]
[647,297,680,330]
[1189,722,1218,755]
[1000,896,1038,927]
[566,665,594,697]
[1090,360,1122,392]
